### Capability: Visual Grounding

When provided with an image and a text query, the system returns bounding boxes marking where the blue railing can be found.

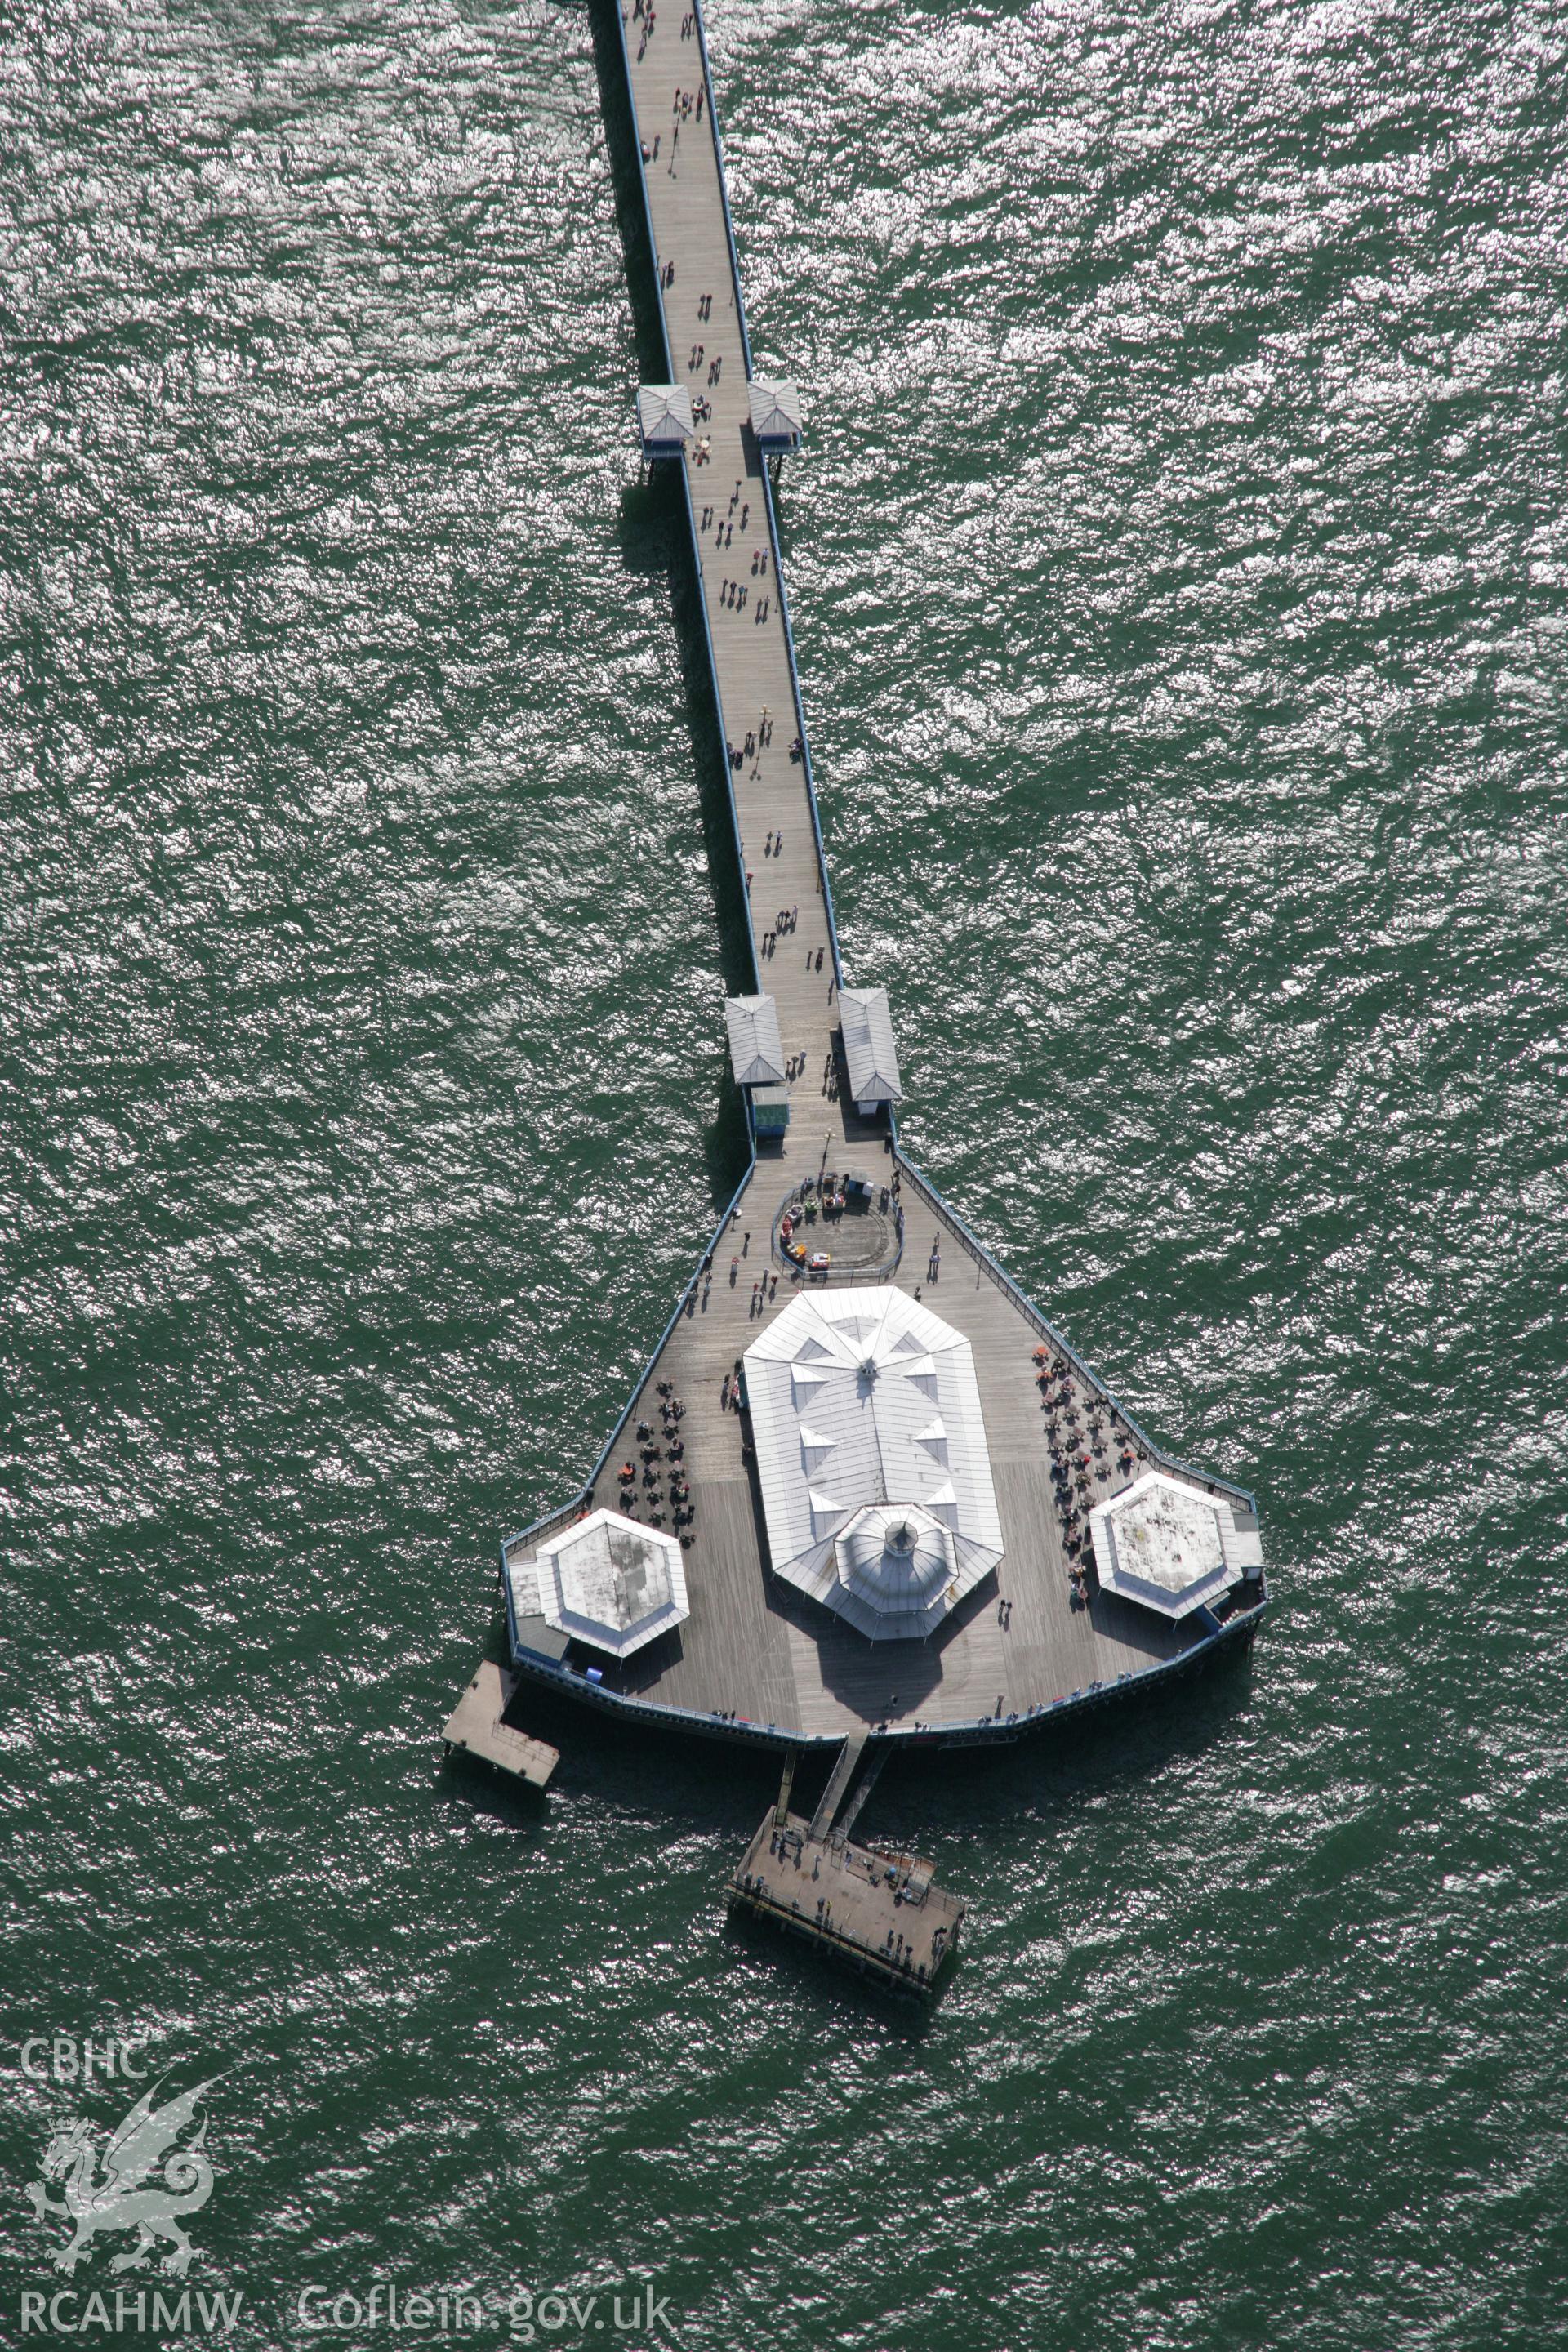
[501,1587,1265,1753]
[690,0,755,378]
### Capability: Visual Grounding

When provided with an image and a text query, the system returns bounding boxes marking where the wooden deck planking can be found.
[443,1662,559,1788]
[508,1178,1202,1739]
[626,8,849,1118]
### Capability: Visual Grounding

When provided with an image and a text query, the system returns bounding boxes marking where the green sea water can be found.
[2,2,1565,2347]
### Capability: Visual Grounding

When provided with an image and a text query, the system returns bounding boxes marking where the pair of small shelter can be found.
[637,376,803,460]
[506,1352,1259,1668]
[725,988,902,1131]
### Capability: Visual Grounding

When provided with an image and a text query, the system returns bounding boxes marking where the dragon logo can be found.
[28,2071,230,2275]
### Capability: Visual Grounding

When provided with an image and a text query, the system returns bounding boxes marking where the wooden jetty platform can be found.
[443,1661,559,1790]
[488,0,1267,1759]
[728,1803,965,1999]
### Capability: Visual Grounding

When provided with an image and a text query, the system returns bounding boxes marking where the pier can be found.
[491,0,1267,1757]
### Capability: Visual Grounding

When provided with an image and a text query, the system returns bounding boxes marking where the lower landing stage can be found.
[728,1809,965,1996]
[443,1660,559,1790]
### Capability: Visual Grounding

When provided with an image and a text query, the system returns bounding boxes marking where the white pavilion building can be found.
[1085,1470,1261,1619]
[743,1288,1004,1642]
[512,1509,690,1659]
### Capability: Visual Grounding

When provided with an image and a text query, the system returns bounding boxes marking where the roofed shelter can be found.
[522,1510,690,1658]
[748,377,803,452]
[743,1288,1003,1641]
[1086,1472,1261,1620]
[724,992,786,1088]
[637,383,695,458]
[839,987,902,1114]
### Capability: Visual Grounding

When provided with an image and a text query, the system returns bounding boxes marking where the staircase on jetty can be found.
[729,1746,961,1998]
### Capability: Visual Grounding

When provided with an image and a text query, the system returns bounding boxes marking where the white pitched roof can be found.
[833,1503,959,1640]
[637,383,694,449]
[744,1288,1002,1639]
[536,1509,689,1657]
[724,992,786,1087]
[839,987,902,1103]
[1086,1472,1253,1619]
[748,376,803,443]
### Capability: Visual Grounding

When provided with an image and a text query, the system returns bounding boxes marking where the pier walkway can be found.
[493,0,1265,1753]
[621,0,855,1147]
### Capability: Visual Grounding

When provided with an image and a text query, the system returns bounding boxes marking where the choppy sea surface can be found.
[2,2,1565,2345]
